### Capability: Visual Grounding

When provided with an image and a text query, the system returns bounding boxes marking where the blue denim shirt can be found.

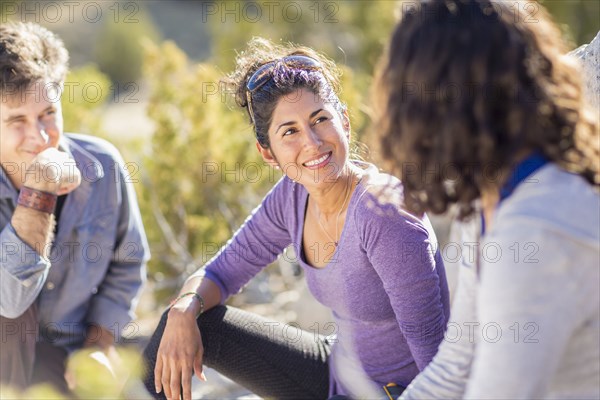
[0,133,149,351]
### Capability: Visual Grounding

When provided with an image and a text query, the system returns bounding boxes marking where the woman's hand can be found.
[154,308,206,400]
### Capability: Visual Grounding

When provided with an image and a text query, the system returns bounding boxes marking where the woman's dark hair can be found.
[225,37,346,148]
[374,0,599,218]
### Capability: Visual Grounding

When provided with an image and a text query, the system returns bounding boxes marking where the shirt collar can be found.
[480,151,548,236]
[498,151,548,203]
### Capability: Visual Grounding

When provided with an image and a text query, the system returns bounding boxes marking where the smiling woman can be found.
[142,38,450,400]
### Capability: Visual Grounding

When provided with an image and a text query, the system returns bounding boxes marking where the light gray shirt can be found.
[401,163,600,399]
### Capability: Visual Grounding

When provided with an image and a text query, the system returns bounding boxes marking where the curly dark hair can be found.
[374,0,599,218]
[224,37,346,148]
[0,22,69,99]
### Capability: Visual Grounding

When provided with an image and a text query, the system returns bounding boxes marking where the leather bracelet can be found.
[17,186,58,214]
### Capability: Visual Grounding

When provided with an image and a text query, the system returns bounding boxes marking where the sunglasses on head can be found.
[245,55,322,126]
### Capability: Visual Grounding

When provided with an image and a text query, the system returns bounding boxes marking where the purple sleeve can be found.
[358,193,448,371]
[204,178,293,303]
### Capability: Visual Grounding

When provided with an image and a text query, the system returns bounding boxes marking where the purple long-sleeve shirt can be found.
[202,164,450,395]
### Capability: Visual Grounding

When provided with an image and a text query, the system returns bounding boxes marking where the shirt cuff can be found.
[203,270,229,304]
[1,223,50,287]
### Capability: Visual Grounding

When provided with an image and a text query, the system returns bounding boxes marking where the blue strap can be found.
[481,211,486,235]
[481,151,548,235]
[499,152,548,203]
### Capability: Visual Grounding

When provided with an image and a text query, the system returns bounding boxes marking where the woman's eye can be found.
[314,116,328,125]
[283,128,297,136]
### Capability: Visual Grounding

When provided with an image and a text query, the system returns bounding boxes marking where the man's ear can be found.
[256,142,279,168]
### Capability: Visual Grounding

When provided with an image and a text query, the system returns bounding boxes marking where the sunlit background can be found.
[1,1,598,397]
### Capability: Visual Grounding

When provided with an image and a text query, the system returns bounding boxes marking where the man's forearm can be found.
[10,147,82,256]
[11,206,55,256]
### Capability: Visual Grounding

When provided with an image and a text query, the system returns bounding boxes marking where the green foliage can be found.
[207,0,398,138]
[139,40,277,295]
[61,65,111,136]
[0,1,22,22]
[94,6,159,85]
[67,347,142,399]
[0,383,64,400]
[136,2,400,300]
[542,0,600,46]
[0,348,142,399]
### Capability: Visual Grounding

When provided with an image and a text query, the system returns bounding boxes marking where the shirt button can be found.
[92,287,98,294]
[46,282,55,290]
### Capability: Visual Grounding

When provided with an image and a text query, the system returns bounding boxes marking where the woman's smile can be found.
[302,151,332,169]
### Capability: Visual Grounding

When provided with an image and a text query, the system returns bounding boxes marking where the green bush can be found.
[61,65,111,136]
[139,40,275,297]
[94,7,159,85]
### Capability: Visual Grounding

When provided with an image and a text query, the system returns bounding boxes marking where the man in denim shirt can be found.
[0,22,149,393]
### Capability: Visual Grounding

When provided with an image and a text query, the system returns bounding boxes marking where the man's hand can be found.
[65,324,122,390]
[11,147,82,253]
[65,325,123,394]
[83,324,116,351]
[24,147,81,195]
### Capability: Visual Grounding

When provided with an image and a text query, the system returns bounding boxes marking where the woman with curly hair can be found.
[374,0,599,398]
[142,38,450,400]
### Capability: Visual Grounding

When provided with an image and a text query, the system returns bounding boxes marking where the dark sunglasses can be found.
[245,55,322,125]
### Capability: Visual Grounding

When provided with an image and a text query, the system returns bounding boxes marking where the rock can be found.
[191,367,257,399]
[572,31,600,108]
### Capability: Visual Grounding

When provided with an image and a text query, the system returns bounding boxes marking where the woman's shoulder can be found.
[352,163,424,227]
[264,175,303,199]
[496,163,599,244]
[354,162,401,199]
[259,175,306,218]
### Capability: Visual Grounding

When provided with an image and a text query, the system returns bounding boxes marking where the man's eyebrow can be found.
[3,105,54,123]
[3,113,25,123]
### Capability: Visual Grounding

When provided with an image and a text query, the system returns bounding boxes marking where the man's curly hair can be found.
[374,0,599,218]
[0,22,69,98]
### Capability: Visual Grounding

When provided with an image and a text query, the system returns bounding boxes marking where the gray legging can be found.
[143,305,332,399]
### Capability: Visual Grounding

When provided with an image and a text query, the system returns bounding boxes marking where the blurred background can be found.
[1,0,598,397]
[2,0,598,342]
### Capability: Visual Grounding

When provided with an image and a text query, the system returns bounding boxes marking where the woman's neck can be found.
[307,164,360,218]
[481,189,499,232]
